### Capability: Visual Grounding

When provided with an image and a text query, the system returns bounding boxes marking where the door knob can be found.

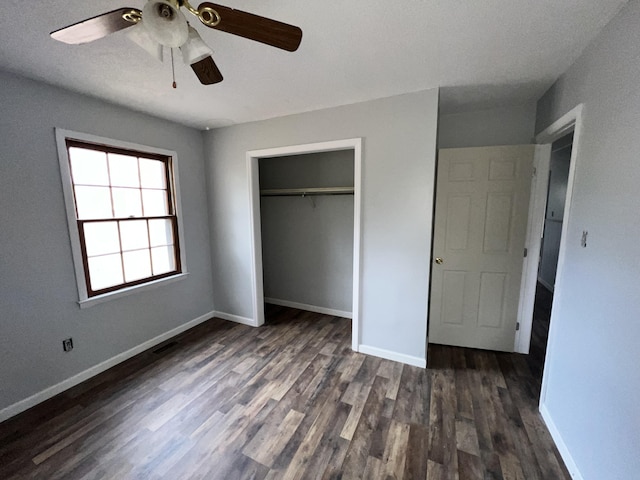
[435,257,443,264]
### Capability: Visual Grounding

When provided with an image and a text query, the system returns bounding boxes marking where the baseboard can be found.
[0,310,216,423]
[540,402,584,480]
[213,311,257,327]
[537,277,555,292]
[358,344,426,368]
[265,297,352,319]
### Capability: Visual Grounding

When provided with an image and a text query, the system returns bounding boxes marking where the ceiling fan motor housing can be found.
[142,0,189,48]
[157,4,175,20]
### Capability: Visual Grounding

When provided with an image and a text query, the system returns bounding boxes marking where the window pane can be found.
[142,189,169,216]
[63,139,180,298]
[151,246,176,275]
[108,154,140,188]
[112,188,143,218]
[69,148,109,186]
[139,159,166,189]
[74,186,113,219]
[88,253,123,291]
[149,219,174,247]
[119,220,149,251]
[83,222,120,256]
[123,250,152,282]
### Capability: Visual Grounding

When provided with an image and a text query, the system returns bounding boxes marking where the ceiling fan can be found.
[50,0,303,86]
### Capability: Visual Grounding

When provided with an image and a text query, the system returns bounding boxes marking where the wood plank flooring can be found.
[0,304,570,479]
[525,283,553,382]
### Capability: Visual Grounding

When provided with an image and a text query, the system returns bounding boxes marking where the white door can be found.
[429,145,535,351]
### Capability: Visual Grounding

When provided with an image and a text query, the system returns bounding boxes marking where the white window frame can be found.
[55,128,188,309]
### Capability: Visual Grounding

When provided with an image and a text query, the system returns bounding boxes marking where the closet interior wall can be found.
[259,150,355,317]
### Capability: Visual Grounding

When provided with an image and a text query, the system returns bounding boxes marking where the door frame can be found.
[247,138,363,351]
[515,104,584,359]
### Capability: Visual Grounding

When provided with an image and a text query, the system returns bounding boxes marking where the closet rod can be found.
[260,186,354,197]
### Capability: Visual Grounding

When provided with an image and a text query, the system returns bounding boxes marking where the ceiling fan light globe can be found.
[180,26,213,65]
[142,0,189,48]
[127,23,163,62]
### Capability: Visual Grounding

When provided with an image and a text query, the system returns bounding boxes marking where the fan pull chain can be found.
[171,48,177,89]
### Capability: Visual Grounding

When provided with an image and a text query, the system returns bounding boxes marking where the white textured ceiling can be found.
[0,0,627,129]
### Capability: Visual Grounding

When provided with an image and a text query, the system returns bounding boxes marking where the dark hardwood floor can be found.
[0,303,569,479]
[525,283,553,384]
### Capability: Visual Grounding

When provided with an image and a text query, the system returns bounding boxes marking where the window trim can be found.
[55,128,188,308]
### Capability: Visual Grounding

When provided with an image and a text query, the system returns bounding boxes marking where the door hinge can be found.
[524,248,528,258]
[533,167,537,177]
[516,322,520,331]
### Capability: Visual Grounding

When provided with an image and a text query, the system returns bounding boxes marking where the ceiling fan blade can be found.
[51,8,141,45]
[191,56,224,85]
[197,3,302,52]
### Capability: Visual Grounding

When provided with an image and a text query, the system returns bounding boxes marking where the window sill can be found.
[78,273,189,309]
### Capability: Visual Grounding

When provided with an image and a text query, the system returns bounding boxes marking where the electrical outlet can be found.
[62,338,73,352]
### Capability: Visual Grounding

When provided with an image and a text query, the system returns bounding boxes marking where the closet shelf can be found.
[260,186,354,197]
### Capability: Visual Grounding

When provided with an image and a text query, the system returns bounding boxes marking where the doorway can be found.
[259,151,354,320]
[428,115,581,360]
[515,104,584,406]
[527,132,573,382]
[247,138,363,351]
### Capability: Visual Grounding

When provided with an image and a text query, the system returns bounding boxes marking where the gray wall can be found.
[260,152,354,313]
[535,2,640,478]
[0,71,214,413]
[538,144,571,290]
[260,151,354,189]
[438,104,536,149]
[204,90,438,362]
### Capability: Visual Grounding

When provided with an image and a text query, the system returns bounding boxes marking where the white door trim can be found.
[246,138,363,351]
[514,105,584,403]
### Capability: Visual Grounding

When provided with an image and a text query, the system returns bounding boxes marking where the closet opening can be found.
[247,139,363,351]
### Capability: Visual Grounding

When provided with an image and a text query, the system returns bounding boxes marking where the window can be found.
[56,130,186,305]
